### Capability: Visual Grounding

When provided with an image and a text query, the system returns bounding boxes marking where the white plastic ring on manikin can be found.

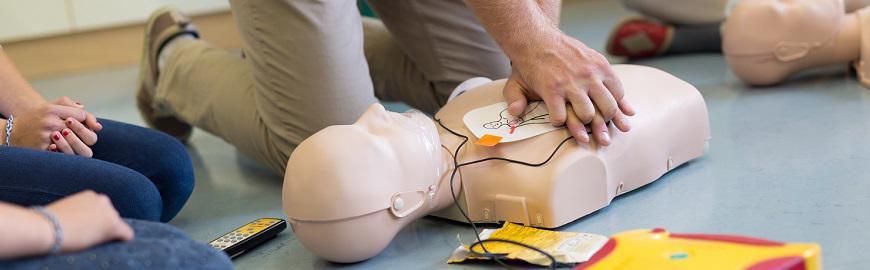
[392,197,405,211]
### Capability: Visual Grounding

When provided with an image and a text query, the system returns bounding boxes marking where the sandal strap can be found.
[147,9,200,82]
[156,30,200,64]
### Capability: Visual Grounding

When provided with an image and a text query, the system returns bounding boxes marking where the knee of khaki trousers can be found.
[229,0,379,148]
[367,0,510,107]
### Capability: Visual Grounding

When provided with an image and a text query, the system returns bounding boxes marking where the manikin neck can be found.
[799,14,861,68]
[425,119,472,210]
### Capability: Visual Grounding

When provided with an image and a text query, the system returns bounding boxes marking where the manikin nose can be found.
[359,103,391,124]
[365,103,388,116]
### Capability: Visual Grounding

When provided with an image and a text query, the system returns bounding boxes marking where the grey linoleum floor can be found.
[31,0,870,269]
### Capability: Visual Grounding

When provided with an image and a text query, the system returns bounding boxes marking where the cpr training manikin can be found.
[724,0,870,87]
[282,64,711,262]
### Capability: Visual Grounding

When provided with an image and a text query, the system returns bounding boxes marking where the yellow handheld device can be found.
[208,218,287,259]
[576,228,821,270]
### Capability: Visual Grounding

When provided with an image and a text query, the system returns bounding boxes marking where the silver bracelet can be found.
[31,206,63,254]
[5,115,14,146]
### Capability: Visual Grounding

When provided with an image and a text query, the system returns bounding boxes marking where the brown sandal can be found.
[137,6,200,142]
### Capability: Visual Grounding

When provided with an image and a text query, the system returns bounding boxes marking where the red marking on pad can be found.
[508,120,519,134]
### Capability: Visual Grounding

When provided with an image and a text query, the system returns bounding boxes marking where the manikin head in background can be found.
[723,0,851,85]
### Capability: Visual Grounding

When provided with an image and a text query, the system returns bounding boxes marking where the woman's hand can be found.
[48,121,96,157]
[44,190,134,253]
[7,97,100,157]
[47,97,101,157]
[50,97,102,132]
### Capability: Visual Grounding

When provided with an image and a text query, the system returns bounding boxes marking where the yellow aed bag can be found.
[447,222,608,266]
[576,228,821,270]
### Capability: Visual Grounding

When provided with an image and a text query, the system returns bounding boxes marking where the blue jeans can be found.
[0,119,194,222]
[0,219,233,270]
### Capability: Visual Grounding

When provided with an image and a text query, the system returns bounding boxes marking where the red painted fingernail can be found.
[53,134,60,140]
[62,130,69,136]
[67,119,73,125]
[75,102,81,105]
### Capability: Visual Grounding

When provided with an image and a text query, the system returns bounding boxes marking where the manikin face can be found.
[283,104,444,222]
[352,103,444,180]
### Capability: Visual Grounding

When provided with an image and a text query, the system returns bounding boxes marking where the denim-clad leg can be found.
[0,219,233,270]
[89,119,195,221]
[0,119,194,222]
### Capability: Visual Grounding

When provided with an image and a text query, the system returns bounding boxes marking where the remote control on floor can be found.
[208,218,287,259]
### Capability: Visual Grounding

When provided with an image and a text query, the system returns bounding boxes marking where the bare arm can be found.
[0,47,102,155]
[0,191,134,259]
[537,0,561,27]
[0,202,55,259]
[464,0,558,64]
[464,0,634,146]
[0,47,47,116]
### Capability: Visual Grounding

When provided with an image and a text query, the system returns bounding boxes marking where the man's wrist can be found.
[506,27,564,69]
[465,0,562,66]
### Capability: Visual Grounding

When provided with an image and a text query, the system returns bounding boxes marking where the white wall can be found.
[0,0,230,42]
[0,0,73,42]
[69,0,230,31]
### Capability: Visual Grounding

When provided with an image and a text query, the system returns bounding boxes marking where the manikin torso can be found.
[723,0,870,86]
[431,65,709,227]
[282,64,710,263]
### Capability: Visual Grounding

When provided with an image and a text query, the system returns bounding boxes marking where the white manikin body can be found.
[282,64,711,263]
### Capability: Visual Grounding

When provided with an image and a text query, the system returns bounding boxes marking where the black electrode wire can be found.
[436,118,576,269]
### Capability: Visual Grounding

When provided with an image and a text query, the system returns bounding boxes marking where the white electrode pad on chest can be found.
[463,101,562,144]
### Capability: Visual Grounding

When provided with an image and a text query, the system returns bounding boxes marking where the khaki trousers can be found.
[154,0,510,174]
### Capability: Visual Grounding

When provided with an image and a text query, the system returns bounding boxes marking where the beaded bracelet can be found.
[5,115,13,146]
[31,206,63,254]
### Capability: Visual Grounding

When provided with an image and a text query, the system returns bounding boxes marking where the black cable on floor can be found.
[436,118,576,270]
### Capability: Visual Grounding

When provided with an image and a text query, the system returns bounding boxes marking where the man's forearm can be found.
[0,48,46,117]
[465,0,562,63]
[536,0,562,27]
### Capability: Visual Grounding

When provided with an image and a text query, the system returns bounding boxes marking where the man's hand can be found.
[505,34,635,146]
[464,0,636,145]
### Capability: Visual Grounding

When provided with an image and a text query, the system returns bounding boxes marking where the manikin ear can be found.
[774,42,812,62]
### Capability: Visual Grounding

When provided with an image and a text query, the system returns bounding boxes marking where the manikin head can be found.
[283,104,444,262]
[723,0,845,84]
